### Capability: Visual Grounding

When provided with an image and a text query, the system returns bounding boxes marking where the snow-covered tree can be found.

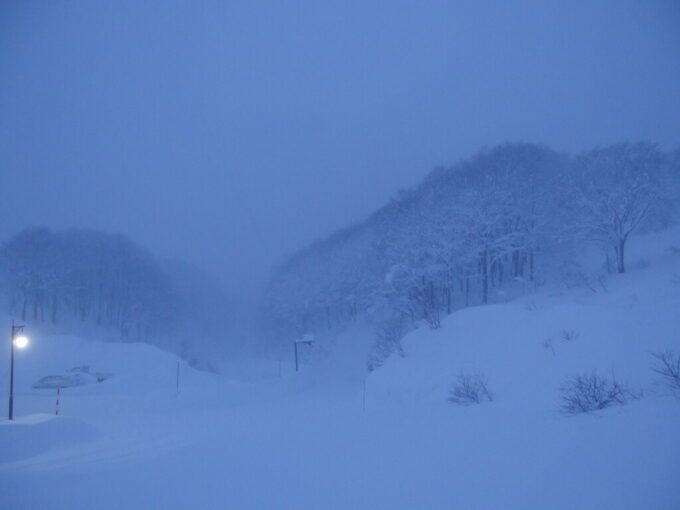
[567,142,665,273]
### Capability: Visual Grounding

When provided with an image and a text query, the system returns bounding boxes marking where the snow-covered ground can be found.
[1,230,679,509]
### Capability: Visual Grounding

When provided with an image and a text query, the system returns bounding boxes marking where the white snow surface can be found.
[1,230,680,509]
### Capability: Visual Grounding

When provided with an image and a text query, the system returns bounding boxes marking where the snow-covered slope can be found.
[1,229,679,509]
[369,231,680,410]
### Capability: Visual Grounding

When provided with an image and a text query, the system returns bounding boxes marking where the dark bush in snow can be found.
[559,371,639,414]
[561,329,579,342]
[448,373,494,405]
[542,337,556,356]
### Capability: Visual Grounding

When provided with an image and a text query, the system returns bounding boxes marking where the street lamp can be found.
[8,321,29,420]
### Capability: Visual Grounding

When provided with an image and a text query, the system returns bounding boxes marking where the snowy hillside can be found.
[370,228,680,410]
[1,229,679,509]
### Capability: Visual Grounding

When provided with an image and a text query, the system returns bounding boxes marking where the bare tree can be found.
[448,373,494,405]
[651,351,680,398]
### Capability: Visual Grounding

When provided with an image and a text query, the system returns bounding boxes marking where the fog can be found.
[2,4,680,506]
[1,0,679,302]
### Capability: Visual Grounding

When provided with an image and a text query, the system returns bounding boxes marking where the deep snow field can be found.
[1,230,680,509]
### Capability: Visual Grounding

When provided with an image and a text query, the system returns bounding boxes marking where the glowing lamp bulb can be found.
[14,336,29,349]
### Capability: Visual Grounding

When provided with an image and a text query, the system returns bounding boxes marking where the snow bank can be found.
[0,414,98,463]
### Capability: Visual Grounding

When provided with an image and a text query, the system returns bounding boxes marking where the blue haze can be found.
[1,0,679,302]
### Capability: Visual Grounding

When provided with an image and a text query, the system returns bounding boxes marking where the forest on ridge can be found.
[258,142,680,367]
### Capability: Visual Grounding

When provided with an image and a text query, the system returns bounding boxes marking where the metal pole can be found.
[8,322,15,420]
[294,342,299,372]
[9,322,24,421]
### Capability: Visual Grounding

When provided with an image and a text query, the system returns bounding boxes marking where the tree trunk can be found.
[51,295,58,323]
[616,238,626,273]
[481,249,488,304]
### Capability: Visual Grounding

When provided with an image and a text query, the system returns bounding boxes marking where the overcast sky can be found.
[1,0,679,300]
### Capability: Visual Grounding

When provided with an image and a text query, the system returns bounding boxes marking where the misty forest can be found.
[1,2,679,510]
[259,142,679,364]
[0,227,230,364]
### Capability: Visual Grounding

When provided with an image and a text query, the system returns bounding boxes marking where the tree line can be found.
[258,142,679,367]
[0,227,231,360]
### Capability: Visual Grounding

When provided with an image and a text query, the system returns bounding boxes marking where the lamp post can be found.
[8,321,29,421]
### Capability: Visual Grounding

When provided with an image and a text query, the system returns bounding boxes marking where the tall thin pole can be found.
[8,322,24,421]
[175,360,180,394]
[8,322,15,420]
[293,339,313,373]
